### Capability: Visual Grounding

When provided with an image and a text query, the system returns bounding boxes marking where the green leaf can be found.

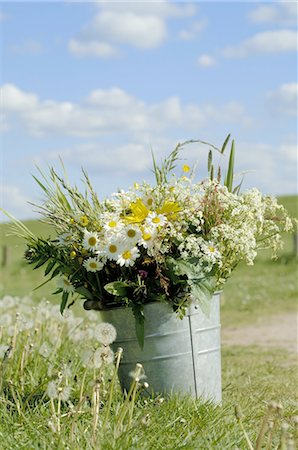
[132,305,145,350]
[190,276,217,317]
[220,133,231,154]
[208,150,212,172]
[60,291,69,315]
[33,255,49,270]
[75,286,94,300]
[104,281,130,297]
[44,259,56,276]
[210,164,214,181]
[166,256,203,281]
[224,139,235,192]
[50,266,62,279]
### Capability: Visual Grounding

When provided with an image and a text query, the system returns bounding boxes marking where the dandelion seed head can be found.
[38,342,52,358]
[94,322,117,346]
[46,380,58,399]
[93,346,114,368]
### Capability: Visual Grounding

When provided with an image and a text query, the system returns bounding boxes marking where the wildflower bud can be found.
[143,382,149,389]
[281,422,289,431]
[48,420,57,433]
[268,401,278,410]
[292,415,298,425]
[287,439,296,450]
[235,405,243,420]
[70,251,76,259]
[141,414,151,427]
[156,397,164,405]
[58,387,63,393]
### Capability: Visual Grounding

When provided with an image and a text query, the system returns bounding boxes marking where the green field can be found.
[0,195,297,449]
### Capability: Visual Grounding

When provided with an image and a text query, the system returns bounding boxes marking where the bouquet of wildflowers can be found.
[3,136,295,346]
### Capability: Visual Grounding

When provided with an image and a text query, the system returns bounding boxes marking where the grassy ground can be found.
[0,195,297,449]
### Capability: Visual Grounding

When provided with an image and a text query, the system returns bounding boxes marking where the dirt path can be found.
[222,312,298,354]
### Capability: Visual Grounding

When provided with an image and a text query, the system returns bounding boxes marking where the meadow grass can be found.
[0,195,297,449]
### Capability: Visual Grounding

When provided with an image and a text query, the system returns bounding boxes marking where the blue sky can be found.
[1,0,297,220]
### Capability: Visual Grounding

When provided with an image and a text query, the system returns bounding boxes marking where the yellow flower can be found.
[80,215,89,227]
[157,201,181,220]
[70,251,77,259]
[183,164,190,173]
[124,199,149,223]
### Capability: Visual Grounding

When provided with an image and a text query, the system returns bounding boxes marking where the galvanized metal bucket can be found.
[100,292,221,402]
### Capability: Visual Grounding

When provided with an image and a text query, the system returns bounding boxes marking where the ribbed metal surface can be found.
[100,292,221,402]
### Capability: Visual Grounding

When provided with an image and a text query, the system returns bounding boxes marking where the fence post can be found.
[1,245,8,267]
[294,233,298,257]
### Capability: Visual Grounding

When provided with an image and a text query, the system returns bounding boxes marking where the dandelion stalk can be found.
[116,363,143,432]
[102,347,123,430]
[235,405,254,450]
[92,379,101,446]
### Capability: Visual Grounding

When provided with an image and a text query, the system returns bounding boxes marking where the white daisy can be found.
[145,212,167,228]
[57,276,75,293]
[139,228,157,249]
[103,216,123,234]
[103,239,124,261]
[56,232,73,246]
[83,230,100,251]
[117,247,140,267]
[83,257,104,272]
[122,225,142,245]
[142,194,155,209]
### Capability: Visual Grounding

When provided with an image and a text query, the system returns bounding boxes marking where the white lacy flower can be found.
[117,247,140,267]
[83,257,104,272]
[94,322,117,346]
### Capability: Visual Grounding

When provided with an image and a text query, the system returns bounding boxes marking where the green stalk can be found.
[102,348,123,430]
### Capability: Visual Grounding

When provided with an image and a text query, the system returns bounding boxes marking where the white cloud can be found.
[1,84,38,111]
[223,30,297,58]
[0,184,34,220]
[267,83,298,116]
[1,84,251,138]
[10,39,43,55]
[0,11,9,22]
[197,54,216,68]
[0,113,10,133]
[248,3,297,26]
[68,39,119,58]
[179,20,206,40]
[86,10,167,49]
[43,142,151,175]
[69,1,197,57]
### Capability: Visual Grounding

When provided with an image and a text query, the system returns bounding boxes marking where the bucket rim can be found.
[100,291,222,313]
